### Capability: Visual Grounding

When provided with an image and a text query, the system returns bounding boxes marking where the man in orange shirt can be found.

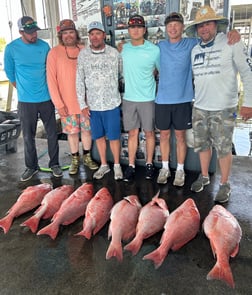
[47,19,98,175]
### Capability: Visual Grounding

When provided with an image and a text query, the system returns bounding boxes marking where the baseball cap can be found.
[164,12,184,25]
[17,16,40,34]
[87,21,105,33]
[128,15,145,27]
[58,19,76,32]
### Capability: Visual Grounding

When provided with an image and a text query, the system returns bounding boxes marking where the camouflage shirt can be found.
[76,44,122,111]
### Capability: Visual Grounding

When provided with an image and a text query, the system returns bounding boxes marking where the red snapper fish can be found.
[75,187,114,239]
[124,192,169,256]
[0,183,52,234]
[202,205,242,288]
[20,185,74,233]
[143,198,200,269]
[106,195,142,262]
[37,183,94,240]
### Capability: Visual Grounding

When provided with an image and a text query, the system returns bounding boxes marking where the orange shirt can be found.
[46,44,84,114]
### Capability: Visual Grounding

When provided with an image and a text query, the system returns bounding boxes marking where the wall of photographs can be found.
[180,0,225,24]
[111,0,227,47]
[113,0,167,46]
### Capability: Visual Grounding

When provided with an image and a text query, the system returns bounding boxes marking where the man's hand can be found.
[240,106,252,121]
[227,29,241,45]
[81,107,90,119]
[57,106,68,117]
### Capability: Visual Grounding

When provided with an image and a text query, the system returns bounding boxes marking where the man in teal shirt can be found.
[121,15,160,182]
[4,16,62,181]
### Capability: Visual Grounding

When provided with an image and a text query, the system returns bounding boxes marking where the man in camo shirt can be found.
[76,21,123,180]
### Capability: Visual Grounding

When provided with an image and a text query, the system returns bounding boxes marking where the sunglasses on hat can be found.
[128,16,145,27]
[22,21,38,29]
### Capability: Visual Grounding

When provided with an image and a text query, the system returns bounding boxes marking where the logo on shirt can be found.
[193,53,205,66]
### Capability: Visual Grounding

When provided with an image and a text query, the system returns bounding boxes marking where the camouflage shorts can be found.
[192,107,237,158]
[61,114,90,134]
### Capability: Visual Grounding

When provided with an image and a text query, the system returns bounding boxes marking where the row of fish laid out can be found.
[0,183,242,289]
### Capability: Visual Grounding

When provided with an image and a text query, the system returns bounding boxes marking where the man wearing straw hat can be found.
[185,5,252,203]
[155,11,239,187]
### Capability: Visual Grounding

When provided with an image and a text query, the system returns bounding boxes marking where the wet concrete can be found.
[0,138,251,295]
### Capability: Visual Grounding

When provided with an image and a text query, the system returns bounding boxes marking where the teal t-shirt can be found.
[4,38,51,103]
[121,40,160,102]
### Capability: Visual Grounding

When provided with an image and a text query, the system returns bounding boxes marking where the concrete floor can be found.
[0,137,251,295]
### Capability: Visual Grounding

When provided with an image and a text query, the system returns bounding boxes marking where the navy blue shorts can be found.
[90,107,121,140]
[155,102,192,130]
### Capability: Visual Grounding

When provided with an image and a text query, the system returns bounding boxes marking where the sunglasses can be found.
[22,21,37,29]
[128,18,145,26]
[60,20,75,29]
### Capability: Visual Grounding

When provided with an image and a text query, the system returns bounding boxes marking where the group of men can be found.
[4,5,252,204]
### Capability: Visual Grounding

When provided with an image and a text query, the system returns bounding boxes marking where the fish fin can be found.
[209,240,217,258]
[171,241,187,251]
[124,237,143,256]
[106,242,123,262]
[150,191,160,204]
[37,222,59,240]
[207,261,235,289]
[122,229,136,242]
[92,226,102,236]
[0,215,14,234]
[143,249,166,269]
[230,243,240,258]
[20,215,40,233]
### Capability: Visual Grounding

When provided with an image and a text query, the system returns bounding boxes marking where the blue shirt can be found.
[155,37,198,104]
[122,40,160,102]
[4,38,51,103]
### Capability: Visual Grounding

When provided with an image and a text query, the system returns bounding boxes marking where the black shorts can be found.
[155,102,192,130]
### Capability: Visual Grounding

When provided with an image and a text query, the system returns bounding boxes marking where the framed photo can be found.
[180,0,224,24]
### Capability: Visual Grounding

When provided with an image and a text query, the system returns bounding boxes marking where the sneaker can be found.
[114,165,123,180]
[145,163,154,180]
[83,153,98,170]
[93,165,110,180]
[157,168,171,184]
[123,166,135,182]
[214,183,231,203]
[51,165,63,178]
[173,170,185,187]
[20,168,39,182]
[69,155,80,175]
[191,173,210,192]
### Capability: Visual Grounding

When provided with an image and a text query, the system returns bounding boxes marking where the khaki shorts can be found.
[192,107,237,158]
[61,114,91,134]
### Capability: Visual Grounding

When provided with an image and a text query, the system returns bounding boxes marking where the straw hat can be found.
[185,5,228,37]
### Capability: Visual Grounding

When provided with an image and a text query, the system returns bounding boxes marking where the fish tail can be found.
[106,241,123,262]
[207,261,235,288]
[143,249,166,269]
[124,237,143,256]
[75,219,94,239]
[37,222,59,240]
[75,228,92,240]
[0,215,14,234]
[20,215,40,233]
